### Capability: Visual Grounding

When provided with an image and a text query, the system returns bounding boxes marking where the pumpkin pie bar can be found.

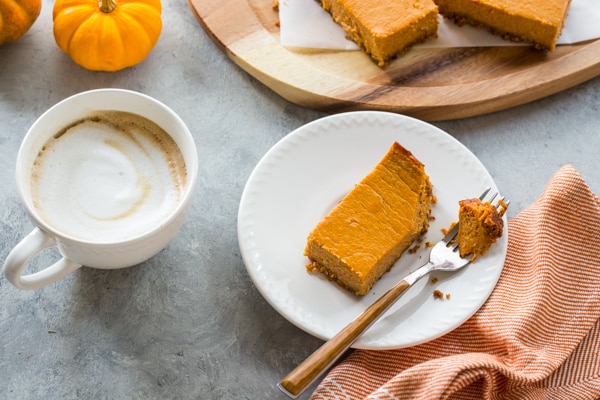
[305,142,434,295]
[434,0,573,51]
[457,197,505,260]
[319,0,439,67]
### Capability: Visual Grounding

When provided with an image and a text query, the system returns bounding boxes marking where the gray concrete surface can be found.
[1,0,600,399]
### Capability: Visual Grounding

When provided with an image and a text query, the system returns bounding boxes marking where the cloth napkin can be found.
[310,164,600,400]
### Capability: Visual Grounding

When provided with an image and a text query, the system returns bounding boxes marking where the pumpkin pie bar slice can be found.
[434,0,573,51]
[319,0,439,67]
[305,142,434,295]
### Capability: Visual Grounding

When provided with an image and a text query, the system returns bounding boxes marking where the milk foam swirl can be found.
[31,111,187,242]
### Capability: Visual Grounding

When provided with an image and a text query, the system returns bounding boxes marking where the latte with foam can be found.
[31,111,187,242]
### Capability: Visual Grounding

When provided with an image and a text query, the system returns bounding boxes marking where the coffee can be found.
[30,111,187,242]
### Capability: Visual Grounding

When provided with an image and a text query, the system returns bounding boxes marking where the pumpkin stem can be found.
[99,0,117,13]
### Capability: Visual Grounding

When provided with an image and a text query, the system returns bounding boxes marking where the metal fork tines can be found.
[278,188,509,399]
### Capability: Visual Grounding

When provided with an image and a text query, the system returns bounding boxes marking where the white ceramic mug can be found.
[3,89,198,290]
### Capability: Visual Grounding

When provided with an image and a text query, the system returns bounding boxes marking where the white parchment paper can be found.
[279,0,600,49]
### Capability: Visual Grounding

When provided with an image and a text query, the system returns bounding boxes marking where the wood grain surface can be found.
[188,0,600,121]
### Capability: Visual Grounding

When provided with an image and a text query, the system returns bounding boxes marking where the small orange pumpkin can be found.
[0,0,41,45]
[53,0,162,71]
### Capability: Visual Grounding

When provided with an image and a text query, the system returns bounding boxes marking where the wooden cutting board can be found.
[188,0,600,121]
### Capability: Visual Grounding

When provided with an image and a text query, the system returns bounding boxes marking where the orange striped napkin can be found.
[310,164,600,400]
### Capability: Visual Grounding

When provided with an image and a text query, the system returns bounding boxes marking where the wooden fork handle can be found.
[278,279,412,398]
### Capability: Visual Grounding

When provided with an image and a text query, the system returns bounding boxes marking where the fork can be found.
[278,188,508,399]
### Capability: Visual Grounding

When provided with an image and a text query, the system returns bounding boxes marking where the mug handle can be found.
[3,227,82,290]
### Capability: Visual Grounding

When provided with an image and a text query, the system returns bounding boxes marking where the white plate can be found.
[237,111,508,349]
